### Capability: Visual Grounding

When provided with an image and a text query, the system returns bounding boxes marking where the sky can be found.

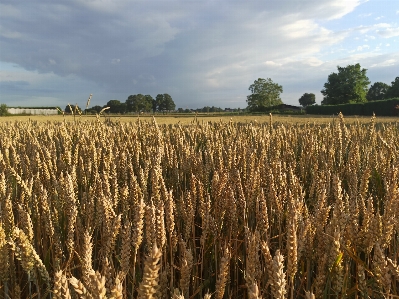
[0,0,398,109]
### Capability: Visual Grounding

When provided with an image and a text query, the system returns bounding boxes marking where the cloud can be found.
[281,19,335,40]
[370,59,396,67]
[377,27,399,38]
[304,57,324,67]
[0,80,30,90]
[321,0,366,20]
[358,13,372,17]
[352,23,390,34]
[0,0,385,108]
[265,61,283,67]
[357,45,370,51]
[0,61,101,106]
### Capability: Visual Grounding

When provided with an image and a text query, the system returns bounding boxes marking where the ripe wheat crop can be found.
[0,113,398,298]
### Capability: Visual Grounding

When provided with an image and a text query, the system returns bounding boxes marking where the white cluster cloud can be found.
[357,45,370,51]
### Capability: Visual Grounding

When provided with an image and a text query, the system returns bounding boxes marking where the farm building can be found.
[7,107,59,115]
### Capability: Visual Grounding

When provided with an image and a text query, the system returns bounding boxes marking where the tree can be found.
[65,104,81,114]
[201,106,211,113]
[106,100,125,114]
[144,95,154,112]
[126,94,153,112]
[247,78,283,111]
[385,77,399,99]
[366,82,389,101]
[298,93,316,107]
[321,63,370,105]
[91,105,103,113]
[0,104,9,116]
[152,97,157,113]
[155,94,175,112]
[209,106,223,112]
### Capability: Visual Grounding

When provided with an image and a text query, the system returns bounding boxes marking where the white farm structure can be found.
[8,108,58,115]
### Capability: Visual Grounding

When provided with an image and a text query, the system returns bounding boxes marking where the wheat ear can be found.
[137,243,162,299]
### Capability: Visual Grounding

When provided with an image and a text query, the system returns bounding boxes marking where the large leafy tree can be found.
[298,93,316,107]
[385,77,399,99]
[126,94,153,112]
[155,94,176,112]
[366,82,389,101]
[321,63,370,105]
[247,78,283,111]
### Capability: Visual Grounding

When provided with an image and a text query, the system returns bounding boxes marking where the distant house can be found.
[8,107,58,115]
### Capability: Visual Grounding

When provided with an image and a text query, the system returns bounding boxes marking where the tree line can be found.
[66,95,230,115]
[246,63,399,111]
[181,106,226,113]
[66,93,176,114]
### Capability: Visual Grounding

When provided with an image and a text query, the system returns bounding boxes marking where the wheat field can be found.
[1,113,399,125]
[0,113,398,298]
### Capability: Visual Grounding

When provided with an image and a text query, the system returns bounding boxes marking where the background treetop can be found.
[385,76,399,99]
[155,94,176,112]
[126,94,153,113]
[298,93,316,107]
[366,82,389,102]
[321,63,370,105]
[247,78,283,112]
